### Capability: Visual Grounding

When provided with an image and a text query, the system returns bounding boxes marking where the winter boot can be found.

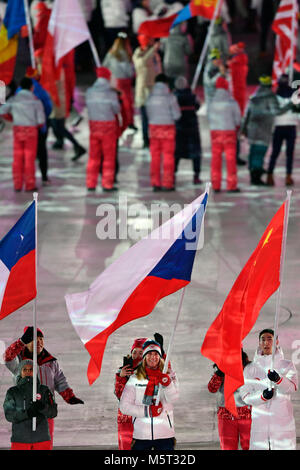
[266,173,274,186]
[286,174,294,186]
[250,169,265,186]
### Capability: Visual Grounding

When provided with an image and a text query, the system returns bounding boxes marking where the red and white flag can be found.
[40,0,90,106]
[272,0,298,84]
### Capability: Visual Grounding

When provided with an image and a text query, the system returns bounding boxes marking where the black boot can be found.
[250,169,265,186]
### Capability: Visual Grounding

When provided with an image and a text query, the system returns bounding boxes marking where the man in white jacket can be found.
[119,339,179,450]
[240,329,298,450]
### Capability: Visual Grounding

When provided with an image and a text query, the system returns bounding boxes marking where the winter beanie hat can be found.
[142,339,162,358]
[96,67,111,80]
[131,337,147,352]
[23,326,44,337]
[18,359,34,377]
[215,76,229,90]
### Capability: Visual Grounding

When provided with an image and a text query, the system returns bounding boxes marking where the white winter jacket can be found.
[240,347,298,450]
[0,90,45,127]
[100,0,131,28]
[86,78,120,122]
[145,83,181,125]
[119,372,179,441]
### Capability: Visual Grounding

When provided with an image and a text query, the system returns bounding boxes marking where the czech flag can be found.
[65,190,209,385]
[0,201,36,320]
[201,199,286,417]
[0,0,26,84]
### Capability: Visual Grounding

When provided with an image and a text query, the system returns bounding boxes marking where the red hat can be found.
[131,337,147,352]
[138,34,151,49]
[216,76,229,90]
[229,42,245,55]
[26,66,39,78]
[95,67,111,80]
[24,326,44,337]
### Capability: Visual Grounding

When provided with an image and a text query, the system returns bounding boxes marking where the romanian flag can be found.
[65,190,208,385]
[0,0,26,84]
[0,201,36,320]
[201,201,286,416]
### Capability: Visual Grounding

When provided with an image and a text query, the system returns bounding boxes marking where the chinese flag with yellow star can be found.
[201,201,286,416]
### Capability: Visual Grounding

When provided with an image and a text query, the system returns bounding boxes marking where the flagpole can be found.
[32,192,38,431]
[88,37,101,68]
[23,0,36,70]
[155,287,186,405]
[191,0,223,91]
[271,190,292,371]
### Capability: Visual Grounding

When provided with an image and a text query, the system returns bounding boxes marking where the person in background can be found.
[114,337,147,450]
[3,359,57,450]
[173,75,202,185]
[241,75,292,186]
[103,32,136,130]
[85,67,121,192]
[266,74,300,187]
[240,329,298,450]
[208,350,252,450]
[3,326,83,449]
[207,76,241,193]
[132,34,162,148]
[146,73,181,191]
[0,77,45,192]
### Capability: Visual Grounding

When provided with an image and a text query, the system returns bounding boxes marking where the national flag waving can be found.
[0,0,26,84]
[40,0,90,106]
[0,201,36,320]
[201,201,286,416]
[138,0,220,38]
[271,0,298,84]
[65,190,209,385]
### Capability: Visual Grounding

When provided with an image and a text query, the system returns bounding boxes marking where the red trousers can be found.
[13,126,38,191]
[218,416,251,450]
[116,78,134,127]
[210,130,238,191]
[11,441,51,450]
[86,121,117,189]
[149,124,175,189]
[118,419,134,450]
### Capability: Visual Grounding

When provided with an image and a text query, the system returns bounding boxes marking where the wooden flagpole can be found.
[271,190,292,371]
[32,192,38,431]
[191,0,223,91]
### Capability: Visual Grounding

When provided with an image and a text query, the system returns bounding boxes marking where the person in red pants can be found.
[207,76,241,192]
[86,67,121,192]
[227,42,248,116]
[208,350,252,450]
[0,77,45,192]
[145,73,181,191]
[115,338,147,450]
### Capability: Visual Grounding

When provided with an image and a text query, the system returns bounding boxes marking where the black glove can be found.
[154,332,165,357]
[27,400,44,418]
[215,367,224,378]
[67,396,84,405]
[268,369,281,383]
[21,327,34,345]
[262,388,274,400]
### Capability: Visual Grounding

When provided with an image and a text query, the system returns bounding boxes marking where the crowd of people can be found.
[2,326,297,450]
[0,0,298,194]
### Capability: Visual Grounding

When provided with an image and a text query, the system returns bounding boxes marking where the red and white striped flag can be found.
[272,0,299,85]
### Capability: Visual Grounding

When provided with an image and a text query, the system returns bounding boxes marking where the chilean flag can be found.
[65,190,209,385]
[0,202,36,320]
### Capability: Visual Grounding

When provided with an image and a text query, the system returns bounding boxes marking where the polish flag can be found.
[40,0,91,105]
[0,202,36,320]
[65,190,209,385]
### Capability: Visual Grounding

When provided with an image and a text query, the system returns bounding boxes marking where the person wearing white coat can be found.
[240,329,298,450]
[119,339,179,450]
